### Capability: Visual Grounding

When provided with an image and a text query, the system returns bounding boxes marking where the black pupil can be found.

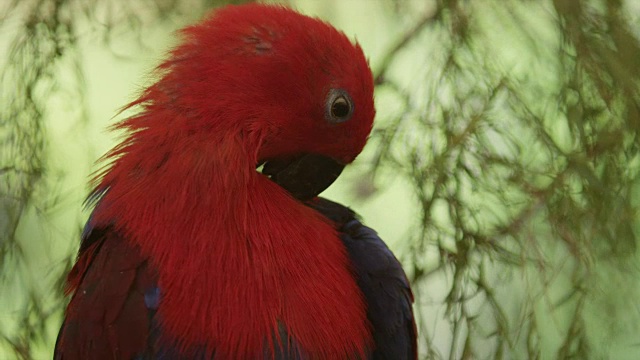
[331,97,350,118]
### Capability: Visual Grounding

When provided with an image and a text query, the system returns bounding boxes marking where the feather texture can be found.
[307,198,418,359]
[56,197,417,359]
[56,225,156,359]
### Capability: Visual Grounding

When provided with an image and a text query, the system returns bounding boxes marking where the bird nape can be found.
[55,3,417,360]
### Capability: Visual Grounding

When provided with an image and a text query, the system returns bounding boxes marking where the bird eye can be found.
[325,89,354,124]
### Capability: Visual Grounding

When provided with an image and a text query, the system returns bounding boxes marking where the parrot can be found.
[55,4,417,359]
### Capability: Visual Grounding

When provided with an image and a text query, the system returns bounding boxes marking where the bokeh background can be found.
[2,0,640,358]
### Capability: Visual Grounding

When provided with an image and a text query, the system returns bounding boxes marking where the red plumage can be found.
[58,4,386,359]
[61,230,155,358]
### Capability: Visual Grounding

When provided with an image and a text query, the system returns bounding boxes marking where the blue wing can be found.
[307,197,418,360]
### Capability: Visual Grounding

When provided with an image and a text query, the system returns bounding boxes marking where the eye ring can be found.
[325,89,354,124]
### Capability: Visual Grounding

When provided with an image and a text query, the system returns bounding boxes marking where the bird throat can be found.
[100,143,372,358]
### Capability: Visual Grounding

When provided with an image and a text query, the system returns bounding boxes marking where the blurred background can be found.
[2,0,640,358]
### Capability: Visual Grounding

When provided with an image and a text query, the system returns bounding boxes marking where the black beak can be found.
[260,154,345,201]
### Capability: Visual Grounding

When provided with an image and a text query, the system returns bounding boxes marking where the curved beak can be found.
[260,154,345,201]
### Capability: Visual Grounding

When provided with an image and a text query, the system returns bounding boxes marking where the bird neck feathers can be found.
[93,126,371,358]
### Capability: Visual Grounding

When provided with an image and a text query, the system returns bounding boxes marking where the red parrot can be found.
[55,4,416,359]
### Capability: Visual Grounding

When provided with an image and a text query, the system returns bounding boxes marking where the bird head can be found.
[115,4,375,200]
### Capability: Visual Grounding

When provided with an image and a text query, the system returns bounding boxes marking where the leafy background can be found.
[1,0,639,358]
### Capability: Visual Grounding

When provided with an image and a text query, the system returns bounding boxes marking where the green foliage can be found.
[372,0,640,358]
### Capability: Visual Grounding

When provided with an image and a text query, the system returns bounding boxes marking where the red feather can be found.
[63,4,377,359]
[58,229,155,359]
